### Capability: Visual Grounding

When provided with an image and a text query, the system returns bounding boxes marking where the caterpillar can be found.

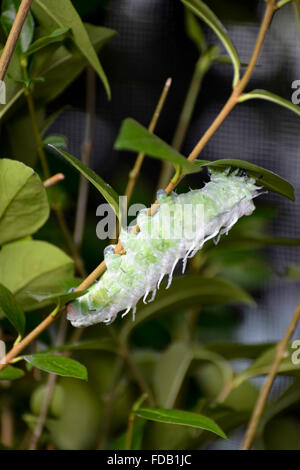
[67,169,262,328]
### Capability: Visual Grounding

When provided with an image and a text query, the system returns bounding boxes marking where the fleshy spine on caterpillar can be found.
[67,168,264,328]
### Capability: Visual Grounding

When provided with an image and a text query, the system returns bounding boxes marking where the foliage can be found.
[0,0,299,452]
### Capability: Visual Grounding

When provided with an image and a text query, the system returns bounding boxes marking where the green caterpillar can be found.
[67,169,261,327]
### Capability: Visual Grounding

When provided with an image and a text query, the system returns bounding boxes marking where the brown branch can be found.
[0,0,33,81]
[125,77,172,205]
[242,300,300,450]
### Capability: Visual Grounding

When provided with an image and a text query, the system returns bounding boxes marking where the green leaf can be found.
[4,107,45,167]
[31,0,112,98]
[23,354,88,380]
[32,23,116,104]
[0,240,74,311]
[233,343,300,388]
[154,343,194,408]
[184,8,206,53]
[25,27,70,55]
[42,134,67,148]
[25,288,86,307]
[0,81,24,121]
[114,118,204,176]
[0,41,25,122]
[30,383,64,417]
[205,342,274,360]
[48,146,120,219]
[0,365,25,380]
[182,0,240,85]
[206,159,295,201]
[121,275,254,341]
[135,407,227,439]
[0,159,49,245]
[1,0,35,53]
[264,416,300,450]
[47,338,118,354]
[278,0,293,8]
[239,89,300,118]
[0,283,25,334]
[114,120,293,200]
[153,342,233,408]
[261,379,300,428]
[285,264,300,279]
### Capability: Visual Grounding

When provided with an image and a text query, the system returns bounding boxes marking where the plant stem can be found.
[0,0,33,81]
[43,173,65,188]
[125,393,147,450]
[125,77,172,205]
[28,372,57,450]
[122,345,154,406]
[25,92,50,177]
[242,300,300,450]
[157,52,213,189]
[125,411,136,450]
[25,90,86,277]
[97,356,124,449]
[109,328,155,406]
[0,313,59,371]
[1,397,14,448]
[28,316,68,450]
[74,67,96,247]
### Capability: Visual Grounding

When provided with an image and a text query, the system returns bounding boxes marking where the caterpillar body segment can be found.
[67,170,261,327]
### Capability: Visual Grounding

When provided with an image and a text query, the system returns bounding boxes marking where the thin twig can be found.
[43,173,65,188]
[28,316,68,450]
[108,327,154,406]
[1,398,14,448]
[97,357,124,449]
[125,77,172,205]
[28,373,57,450]
[242,300,300,450]
[157,54,211,189]
[74,67,96,247]
[0,0,33,81]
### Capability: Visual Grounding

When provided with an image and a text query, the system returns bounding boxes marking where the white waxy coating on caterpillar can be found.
[67,170,261,327]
